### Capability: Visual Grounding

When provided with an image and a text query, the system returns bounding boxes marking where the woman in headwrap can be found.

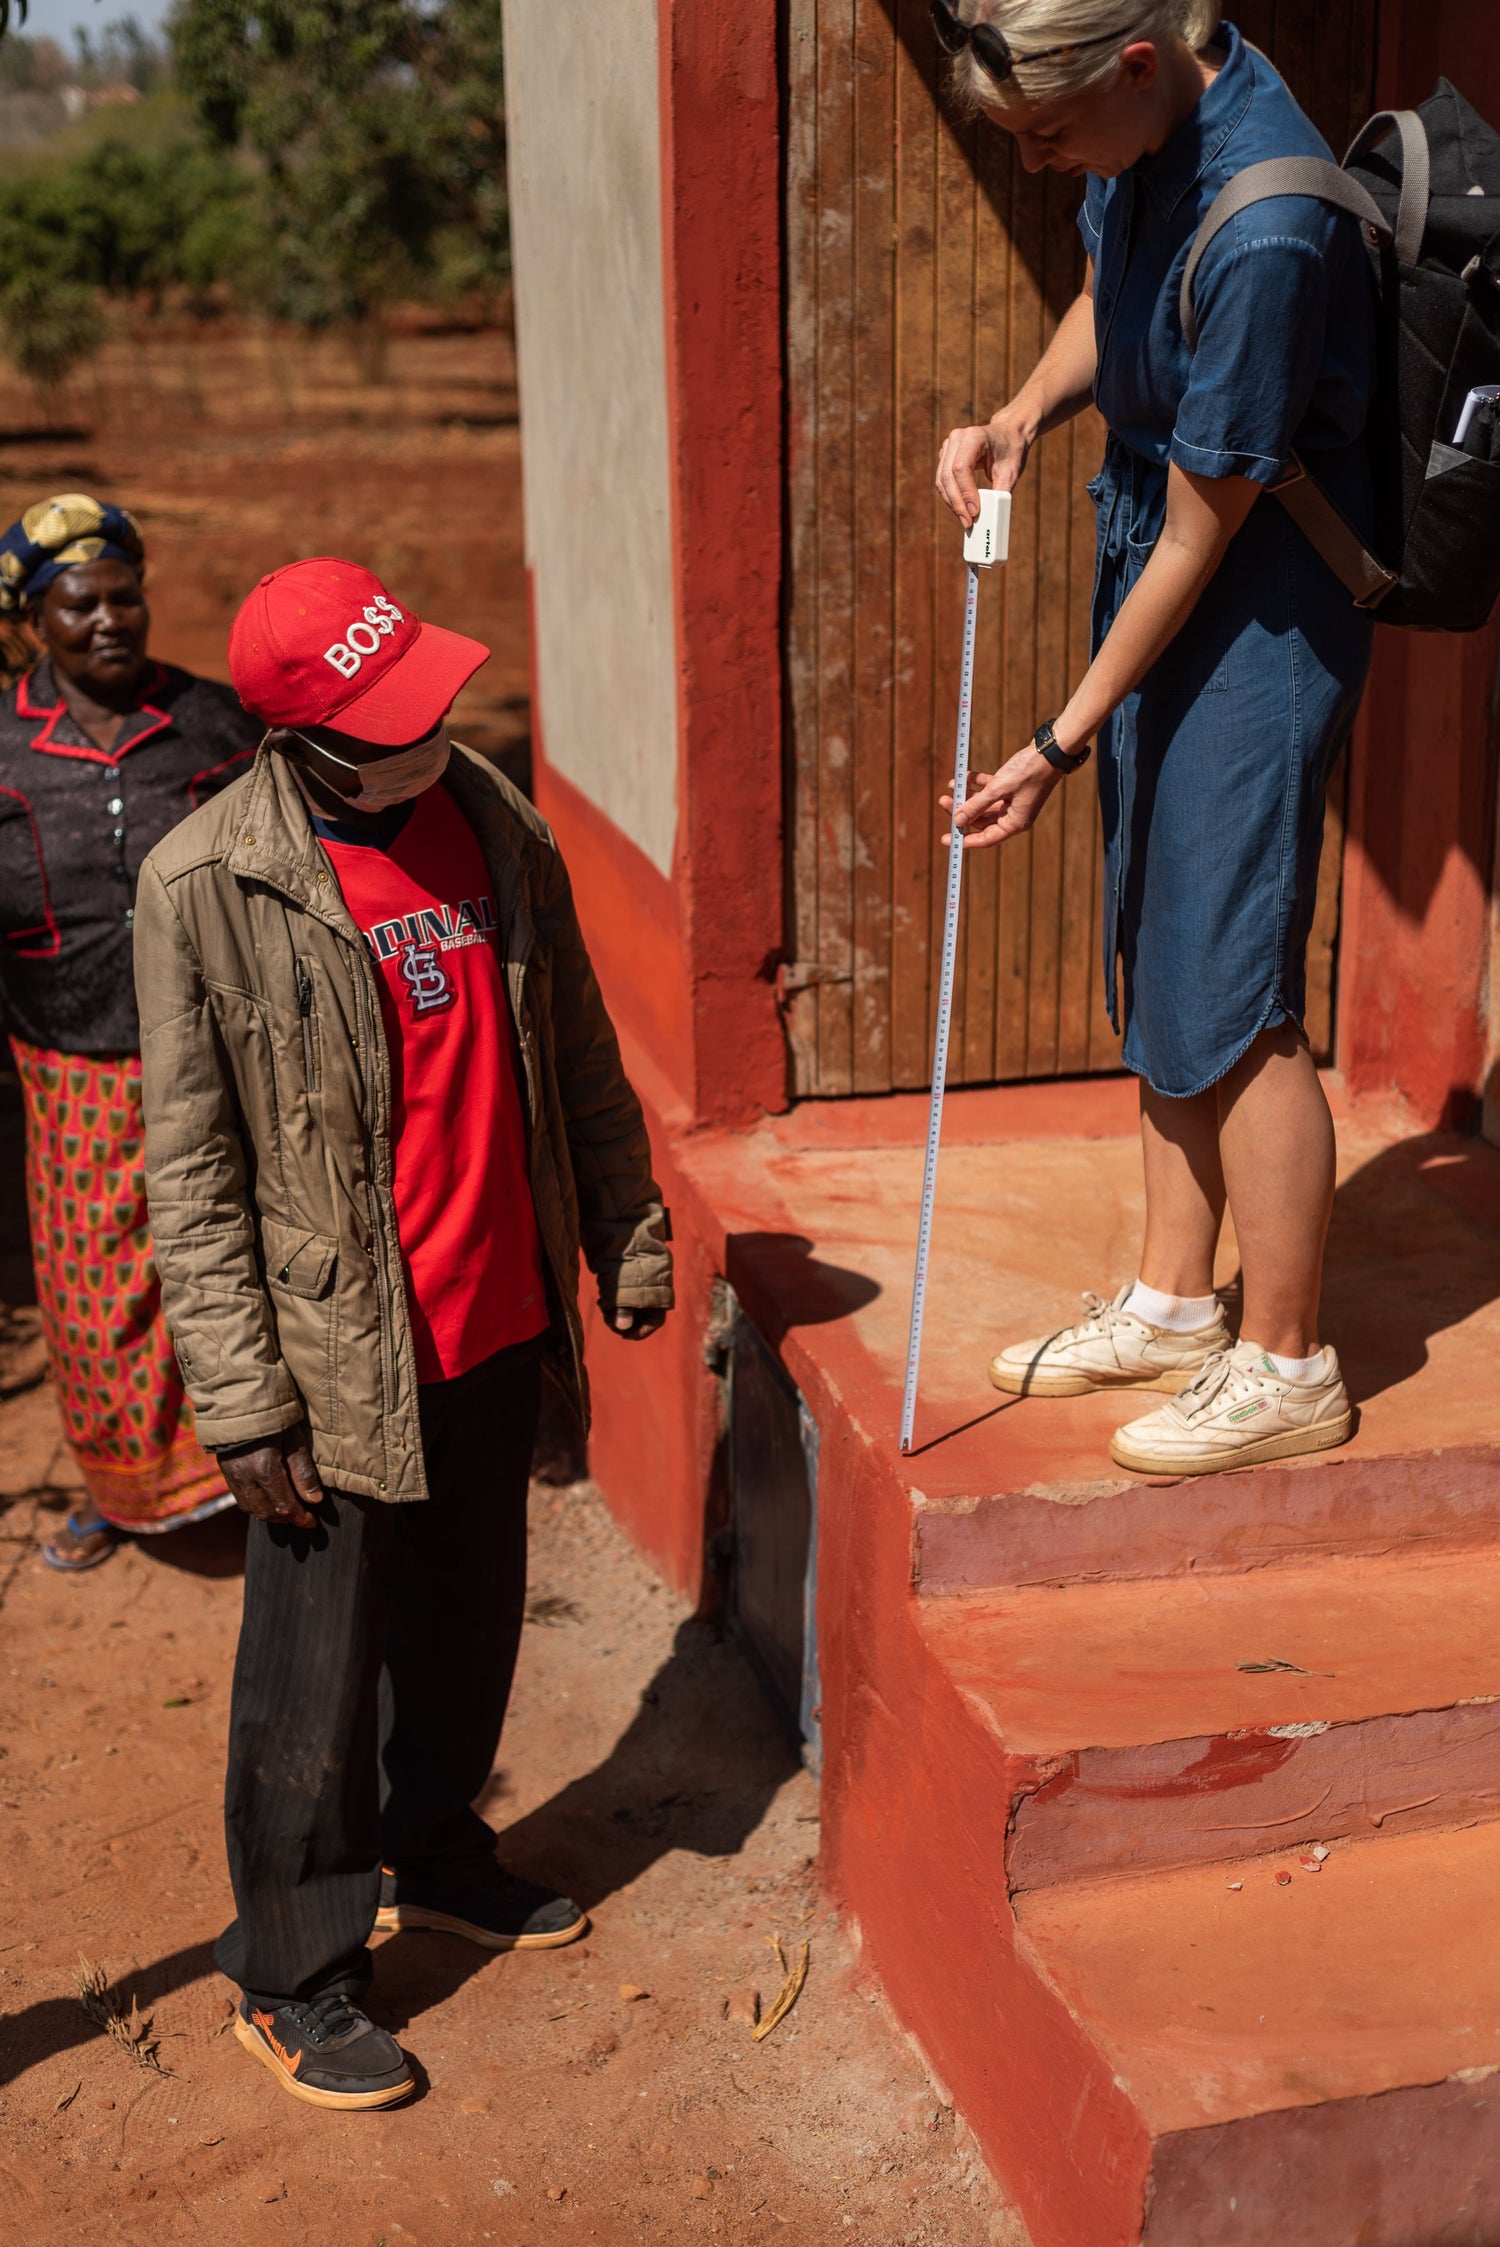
[0,493,262,1568]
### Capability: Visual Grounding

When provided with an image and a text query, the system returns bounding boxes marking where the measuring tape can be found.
[899,487,1011,1455]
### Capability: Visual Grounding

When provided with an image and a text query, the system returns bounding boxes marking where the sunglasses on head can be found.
[929,0,1123,84]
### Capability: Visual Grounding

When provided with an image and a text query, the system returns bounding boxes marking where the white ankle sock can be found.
[1123,1281,1219,1333]
[1259,1347,1325,1383]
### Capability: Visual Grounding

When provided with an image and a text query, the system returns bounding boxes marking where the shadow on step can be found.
[1323,1129,1500,1406]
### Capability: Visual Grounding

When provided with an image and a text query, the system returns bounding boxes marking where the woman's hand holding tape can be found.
[941,750,1060,848]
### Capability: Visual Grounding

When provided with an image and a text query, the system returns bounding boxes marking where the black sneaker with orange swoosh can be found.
[234,1992,414,2110]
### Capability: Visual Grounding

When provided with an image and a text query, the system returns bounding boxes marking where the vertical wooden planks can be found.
[812,0,857,1095]
[1024,175,1089,1078]
[958,121,1013,1085]
[849,0,899,1091]
[992,140,1046,1084]
[783,0,823,1095]
[931,96,984,1084]
[888,0,941,1091]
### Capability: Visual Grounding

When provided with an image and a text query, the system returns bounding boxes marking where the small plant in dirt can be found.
[76,1955,172,2074]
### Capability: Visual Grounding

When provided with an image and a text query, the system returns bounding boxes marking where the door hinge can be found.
[775,959,854,1005]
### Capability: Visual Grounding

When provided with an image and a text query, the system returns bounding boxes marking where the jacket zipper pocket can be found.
[296,958,319,1091]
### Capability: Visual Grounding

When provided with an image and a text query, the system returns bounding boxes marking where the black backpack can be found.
[1182,78,1500,633]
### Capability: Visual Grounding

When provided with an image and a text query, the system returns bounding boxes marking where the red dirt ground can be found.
[0,1379,1022,2247]
[0,316,1026,2246]
[0,309,535,768]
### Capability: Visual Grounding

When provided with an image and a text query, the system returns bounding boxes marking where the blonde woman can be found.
[933,8,1375,1474]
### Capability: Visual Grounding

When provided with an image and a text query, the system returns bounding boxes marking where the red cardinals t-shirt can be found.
[315,782,548,1383]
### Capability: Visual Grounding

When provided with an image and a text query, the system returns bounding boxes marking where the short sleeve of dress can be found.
[1170,212,1340,486]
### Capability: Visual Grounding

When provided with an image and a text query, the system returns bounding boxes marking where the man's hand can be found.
[218,1419,325,1529]
[609,1307,666,1342]
[941,747,1062,850]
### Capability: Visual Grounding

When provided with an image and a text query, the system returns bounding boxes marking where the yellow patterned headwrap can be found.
[0,491,146,613]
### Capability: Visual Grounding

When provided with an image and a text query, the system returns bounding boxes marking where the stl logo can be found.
[399,940,455,1017]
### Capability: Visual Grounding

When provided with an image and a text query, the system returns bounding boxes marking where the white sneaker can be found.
[1110,1340,1353,1476]
[987,1286,1231,1398]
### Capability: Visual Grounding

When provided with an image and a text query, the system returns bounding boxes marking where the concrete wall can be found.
[513,0,788,1131]
[501,0,679,876]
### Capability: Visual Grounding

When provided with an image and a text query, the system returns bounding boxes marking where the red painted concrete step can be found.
[908,1441,1500,1593]
[1017,1820,1500,2246]
[922,1544,1500,1889]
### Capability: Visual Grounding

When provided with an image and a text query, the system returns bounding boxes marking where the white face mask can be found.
[295,724,451,812]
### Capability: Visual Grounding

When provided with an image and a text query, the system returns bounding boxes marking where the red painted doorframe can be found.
[1336,1,1500,1128]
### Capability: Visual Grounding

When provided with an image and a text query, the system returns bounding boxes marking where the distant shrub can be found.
[0,269,103,388]
[0,132,255,298]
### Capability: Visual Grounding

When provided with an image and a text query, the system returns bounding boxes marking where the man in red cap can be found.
[132,559,674,2110]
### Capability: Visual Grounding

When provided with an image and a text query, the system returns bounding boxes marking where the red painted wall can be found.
[655,0,788,1130]
[579,1100,725,1603]
[1336,4,1500,1127]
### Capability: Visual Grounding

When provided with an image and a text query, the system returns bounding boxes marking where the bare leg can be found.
[1216,1022,1335,1359]
[1138,1082,1225,1298]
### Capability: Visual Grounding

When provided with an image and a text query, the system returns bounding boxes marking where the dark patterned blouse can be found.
[0,657,262,1054]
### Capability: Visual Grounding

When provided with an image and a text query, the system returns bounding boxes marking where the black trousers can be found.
[213,1342,541,2008]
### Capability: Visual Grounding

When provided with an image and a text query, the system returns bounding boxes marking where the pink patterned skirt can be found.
[11,1038,229,1531]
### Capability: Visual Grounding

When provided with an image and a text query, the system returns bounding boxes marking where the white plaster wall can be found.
[501,0,679,876]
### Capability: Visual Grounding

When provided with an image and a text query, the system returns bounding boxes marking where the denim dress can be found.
[1082,22,1375,1097]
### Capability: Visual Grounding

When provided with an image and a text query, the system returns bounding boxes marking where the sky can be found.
[24,0,172,51]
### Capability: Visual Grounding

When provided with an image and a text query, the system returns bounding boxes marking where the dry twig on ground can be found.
[752,1935,810,2043]
[76,1957,171,2074]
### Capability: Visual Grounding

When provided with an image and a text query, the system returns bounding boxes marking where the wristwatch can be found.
[1033,719,1092,773]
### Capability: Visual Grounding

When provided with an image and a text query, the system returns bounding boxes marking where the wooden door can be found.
[783,0,1376,1098]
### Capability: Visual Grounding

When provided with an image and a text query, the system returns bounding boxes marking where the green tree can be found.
[0,135,256,298]
[0,269,102,390]
[169,0,508,331]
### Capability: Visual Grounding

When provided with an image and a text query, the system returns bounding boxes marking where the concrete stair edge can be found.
[909,1443,1500,1592]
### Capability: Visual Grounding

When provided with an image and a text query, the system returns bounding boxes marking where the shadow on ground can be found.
[0,1943,219,2092]
[372,1613,801,2032]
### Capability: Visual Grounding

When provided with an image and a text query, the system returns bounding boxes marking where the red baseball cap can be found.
[229,557,489,745]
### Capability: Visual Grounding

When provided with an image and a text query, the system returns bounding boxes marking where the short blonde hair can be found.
[950,1,1221,117]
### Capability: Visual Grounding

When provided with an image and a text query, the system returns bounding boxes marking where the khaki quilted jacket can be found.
[133,745,673,1502]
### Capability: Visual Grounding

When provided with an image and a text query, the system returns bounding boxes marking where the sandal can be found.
[42,1512,121,1573]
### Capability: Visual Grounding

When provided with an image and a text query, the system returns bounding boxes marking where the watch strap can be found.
[1033,720,1092,774]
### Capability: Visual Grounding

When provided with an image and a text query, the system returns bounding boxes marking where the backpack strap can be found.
[1344,109,1430,266]
[1179,157,1392,351]
[1265,454,1399,611]
[1177,155,1402,612]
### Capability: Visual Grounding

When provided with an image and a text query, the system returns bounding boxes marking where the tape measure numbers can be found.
[899,488,1011,1455]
